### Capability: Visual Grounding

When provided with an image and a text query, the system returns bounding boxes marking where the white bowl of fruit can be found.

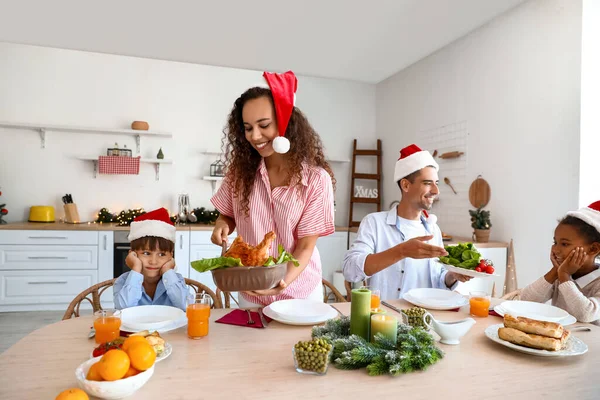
[76,336,157,399]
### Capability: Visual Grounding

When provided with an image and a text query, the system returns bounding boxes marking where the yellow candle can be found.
[370,314,398,344]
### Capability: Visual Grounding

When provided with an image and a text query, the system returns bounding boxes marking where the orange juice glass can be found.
[361,286,381,309]
[469,291,491,318]
[187,293,211,339]
[93,310,122,344]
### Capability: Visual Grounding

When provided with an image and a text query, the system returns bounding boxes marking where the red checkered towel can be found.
[98,156,140,175]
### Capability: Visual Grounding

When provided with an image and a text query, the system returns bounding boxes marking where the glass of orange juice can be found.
[469,291,491,318]
[187,293,211,339]
[93,309,122,344]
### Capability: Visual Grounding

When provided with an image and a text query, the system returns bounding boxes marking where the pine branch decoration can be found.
[311,317,444,376]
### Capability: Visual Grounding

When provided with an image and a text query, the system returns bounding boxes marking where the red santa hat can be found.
[566,201,600,235]
[127,207,176,243]
[394,144,439,183]
[255,70,298,154]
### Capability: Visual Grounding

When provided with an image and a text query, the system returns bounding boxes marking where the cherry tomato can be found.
[475,266,483,272]
[486,265,495,274]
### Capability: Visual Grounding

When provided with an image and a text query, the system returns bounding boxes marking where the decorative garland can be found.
[311,316,443,376]
[95,207,220,225]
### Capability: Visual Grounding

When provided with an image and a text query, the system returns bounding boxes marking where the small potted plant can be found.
[469,207,491,243]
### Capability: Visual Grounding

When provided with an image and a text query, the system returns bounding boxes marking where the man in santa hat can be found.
[343,144,471,300]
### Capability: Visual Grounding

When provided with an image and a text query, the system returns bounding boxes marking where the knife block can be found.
[64,203,81,224]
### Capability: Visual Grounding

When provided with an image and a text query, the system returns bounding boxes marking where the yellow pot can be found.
[28,206,55,223]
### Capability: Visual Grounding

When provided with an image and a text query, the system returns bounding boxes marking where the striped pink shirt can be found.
[211,159,335,306]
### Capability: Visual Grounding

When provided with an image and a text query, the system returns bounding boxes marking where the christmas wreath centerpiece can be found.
[311,316,443,376]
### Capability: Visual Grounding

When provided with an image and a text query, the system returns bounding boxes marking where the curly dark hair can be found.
[220,87,336,216]
[559,216,600,244]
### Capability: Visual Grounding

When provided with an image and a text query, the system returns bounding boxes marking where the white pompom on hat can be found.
[127,207,176,243]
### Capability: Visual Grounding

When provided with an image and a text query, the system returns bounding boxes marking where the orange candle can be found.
[93,310,121,344]
[469,291,490,318]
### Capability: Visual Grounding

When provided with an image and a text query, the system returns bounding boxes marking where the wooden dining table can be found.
[1,299,598,400]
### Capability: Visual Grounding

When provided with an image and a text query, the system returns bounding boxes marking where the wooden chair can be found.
[63,277,222,320]
[216,289,239,309]
[344,280,367,301]
[322,279,346,303]
[500,289,521,301]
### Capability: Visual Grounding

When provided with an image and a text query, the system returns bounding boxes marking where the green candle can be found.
[350,288,372,340]
[370,314,398,344]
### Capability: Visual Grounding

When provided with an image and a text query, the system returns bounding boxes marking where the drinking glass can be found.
[187,293,211,339]
[93,309,122,344]
[469,291,491,318]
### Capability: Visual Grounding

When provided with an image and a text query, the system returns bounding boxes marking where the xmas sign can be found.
[354,185,378,198]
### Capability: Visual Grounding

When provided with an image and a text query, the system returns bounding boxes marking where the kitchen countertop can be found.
[0,221,354,233]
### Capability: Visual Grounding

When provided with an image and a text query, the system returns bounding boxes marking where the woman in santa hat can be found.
[521,201,600,324]
[210,71,335,307]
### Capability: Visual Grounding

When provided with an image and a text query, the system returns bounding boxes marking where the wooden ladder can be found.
[348,139,382,229]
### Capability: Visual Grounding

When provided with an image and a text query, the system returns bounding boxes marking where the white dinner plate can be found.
[493,304,577,326]
[484,324,588,357]
[402,288,468,310]
[262,304,337,326]
[91,342,172,363]
[500,300,569,323]
[268,299,336,323]
[439,262,500,278]
[121,305,186,332]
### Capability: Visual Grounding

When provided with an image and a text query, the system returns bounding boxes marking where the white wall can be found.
[0,43,375,226]
[376,0,582,286]
[579,0,600,207]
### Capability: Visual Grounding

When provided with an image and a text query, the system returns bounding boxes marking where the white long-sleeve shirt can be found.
[342,206,454,301]
[113,269,188,311]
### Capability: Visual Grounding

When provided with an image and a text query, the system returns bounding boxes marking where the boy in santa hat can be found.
[343,144,471,300]
[113,208,188,311]
[521,201,600,324]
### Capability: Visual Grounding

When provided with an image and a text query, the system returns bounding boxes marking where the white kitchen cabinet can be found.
[98,231,114,309]
[174,231,190,278]
[0,269,97,309]
[0,230,103,312]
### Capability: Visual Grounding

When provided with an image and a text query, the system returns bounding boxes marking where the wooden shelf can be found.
[0,121,172,151]
[78,157,173,180]
[351,197,380,204]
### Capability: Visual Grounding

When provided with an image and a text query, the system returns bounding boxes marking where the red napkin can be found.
[489,309,502,317]
[216,309,272,329]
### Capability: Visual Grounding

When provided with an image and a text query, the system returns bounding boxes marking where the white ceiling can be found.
[0,0,525,83]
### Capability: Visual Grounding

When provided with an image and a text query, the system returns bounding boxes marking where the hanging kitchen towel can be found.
[98,156,141,175]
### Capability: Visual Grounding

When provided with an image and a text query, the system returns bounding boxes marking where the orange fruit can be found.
[97,349,130,381]
[85,362,103,381]
[55,388,89,400]
[122,335,148,352]
[122,365,140,379]
[126,341,156,371]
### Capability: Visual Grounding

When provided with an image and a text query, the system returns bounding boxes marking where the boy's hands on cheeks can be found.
[558,247,587,282]
[160,258,176,275]
[126,251,143,273]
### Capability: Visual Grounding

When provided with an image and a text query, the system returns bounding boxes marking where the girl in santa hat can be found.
[210,71,335,307]
[114,208,188,311]
[521,201,600,324]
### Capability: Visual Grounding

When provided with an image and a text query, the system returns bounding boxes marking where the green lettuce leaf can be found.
[190,257,243,273]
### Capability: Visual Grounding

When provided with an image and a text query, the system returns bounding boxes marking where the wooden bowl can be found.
[131,121,149,131]
[211,264,287,292]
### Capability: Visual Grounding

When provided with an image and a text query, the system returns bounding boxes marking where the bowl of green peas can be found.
[401,306,433,330]
[292,338,333,375]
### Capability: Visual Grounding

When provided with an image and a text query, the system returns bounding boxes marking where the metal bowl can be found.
[211,263,287,292]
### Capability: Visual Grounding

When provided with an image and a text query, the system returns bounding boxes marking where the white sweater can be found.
[520,267,600,325]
